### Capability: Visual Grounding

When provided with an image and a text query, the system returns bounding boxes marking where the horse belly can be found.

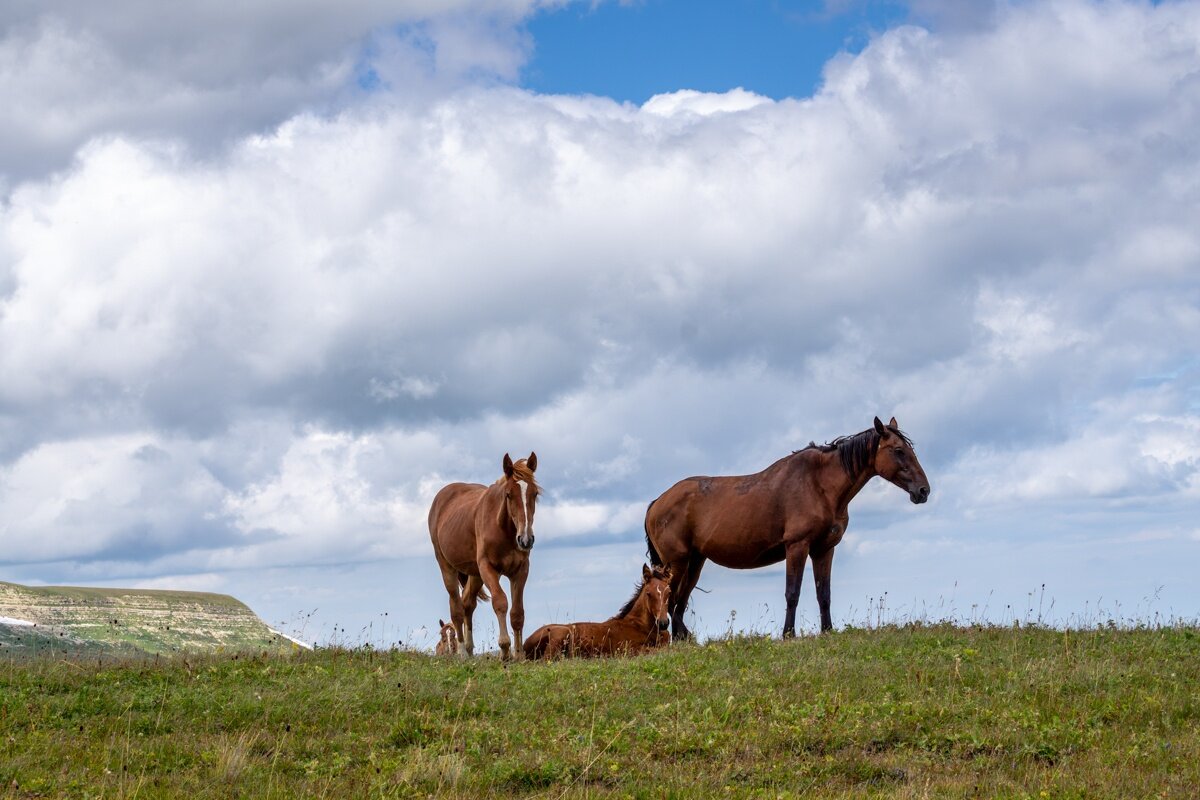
[693,510,786,569]
[439,530,479,573]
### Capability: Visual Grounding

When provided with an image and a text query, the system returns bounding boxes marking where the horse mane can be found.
[493,458,540,493]
[612,578,647,620]
[798,426,914,477]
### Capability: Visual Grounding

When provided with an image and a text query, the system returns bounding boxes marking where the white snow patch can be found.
[269,627,313,650]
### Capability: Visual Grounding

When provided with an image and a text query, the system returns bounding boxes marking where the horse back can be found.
[646,461,805,569]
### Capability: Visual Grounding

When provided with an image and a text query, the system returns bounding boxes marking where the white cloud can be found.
[641,87,772,116]
[1,0,1199,633]
[0,0,559,181]
[0,434,235,564]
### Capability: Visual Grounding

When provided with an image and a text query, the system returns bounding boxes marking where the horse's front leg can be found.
[811,547,836,633]
[782,539,811,639]
[478,561,514,660]
[509,560,529,661]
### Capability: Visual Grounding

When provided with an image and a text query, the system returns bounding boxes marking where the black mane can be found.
[613,578,646,620]
[798,426,914,477]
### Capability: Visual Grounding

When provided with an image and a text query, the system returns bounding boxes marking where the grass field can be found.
[2,623,1198,798]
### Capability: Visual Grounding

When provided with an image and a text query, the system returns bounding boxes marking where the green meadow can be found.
[2,623,1198,799]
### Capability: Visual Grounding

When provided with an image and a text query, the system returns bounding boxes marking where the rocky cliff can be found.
[0,581,301,658]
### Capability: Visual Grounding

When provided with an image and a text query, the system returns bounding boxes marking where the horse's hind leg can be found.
[811,547,836,633]
[670,553,706,641]
[461,574,484,656]
[436,561,467,654]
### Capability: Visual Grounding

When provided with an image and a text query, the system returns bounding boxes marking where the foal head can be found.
[642,563,673,632]
[872,416,931,504]
[435,619,458,655]
[500,452,539,552]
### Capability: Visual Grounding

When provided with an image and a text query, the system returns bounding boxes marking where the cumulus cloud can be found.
[0,0,557,181]
[1,0,1199,633]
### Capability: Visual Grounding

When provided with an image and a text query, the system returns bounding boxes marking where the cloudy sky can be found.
[2,0,1198,648]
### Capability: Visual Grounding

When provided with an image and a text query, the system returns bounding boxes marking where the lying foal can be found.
[524,564,673,660]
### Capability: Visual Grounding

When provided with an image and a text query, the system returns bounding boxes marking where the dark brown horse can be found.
[645,417,930,640]
[429,452,539,660]
[523,564,673,660]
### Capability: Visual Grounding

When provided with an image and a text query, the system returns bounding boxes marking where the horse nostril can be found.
[919,486,930,499]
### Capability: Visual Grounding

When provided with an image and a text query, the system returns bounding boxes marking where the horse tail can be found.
[644,499,663,567]
[458,573,490,602]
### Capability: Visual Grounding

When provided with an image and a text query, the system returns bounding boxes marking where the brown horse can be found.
[433,619,458,656]
[523,564,673,660]
[645,417,930,640]
[429,452,539,660]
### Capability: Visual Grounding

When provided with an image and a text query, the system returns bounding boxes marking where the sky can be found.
[1,0,1198,650]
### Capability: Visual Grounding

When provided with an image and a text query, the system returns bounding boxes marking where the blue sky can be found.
[523,0,908,101]
[0,0,1198,650]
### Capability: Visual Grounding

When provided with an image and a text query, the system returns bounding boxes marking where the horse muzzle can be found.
[909,485,930,504]
[656,618,670,631]
[516,532,535,552]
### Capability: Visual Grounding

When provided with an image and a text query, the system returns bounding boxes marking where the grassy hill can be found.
[0,581,298,658]
[2,623,1197,798]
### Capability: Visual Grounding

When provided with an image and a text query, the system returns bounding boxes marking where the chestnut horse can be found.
[645,417,930,640]
[433,619,458,656]
[429,452,539,660]
[523,564,673,660]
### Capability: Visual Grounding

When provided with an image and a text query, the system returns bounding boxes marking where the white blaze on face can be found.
[517,479,530,534]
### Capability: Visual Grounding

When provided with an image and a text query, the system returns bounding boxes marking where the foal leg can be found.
[782,541,811,639]
[812,547,836,633]
[479,562,514,660]
[461,575,485,656]
[670,554,706,642]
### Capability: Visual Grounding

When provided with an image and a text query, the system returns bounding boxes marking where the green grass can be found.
[2,624,1198,798]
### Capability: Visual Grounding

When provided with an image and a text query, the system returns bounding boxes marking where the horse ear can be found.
[439,619,445,627]
[873,416,888,438]
[503,453,514,478]
[527,452,537,472]
[642,563,652,582]
[888,416,898,429]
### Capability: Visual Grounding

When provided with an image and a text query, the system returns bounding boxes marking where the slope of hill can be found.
[0,624,1197,798]
[0,581,299,658]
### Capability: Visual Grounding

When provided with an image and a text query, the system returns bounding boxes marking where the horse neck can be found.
[485,482,516,535]
[615,588,655,632]
[806,447,877,509]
